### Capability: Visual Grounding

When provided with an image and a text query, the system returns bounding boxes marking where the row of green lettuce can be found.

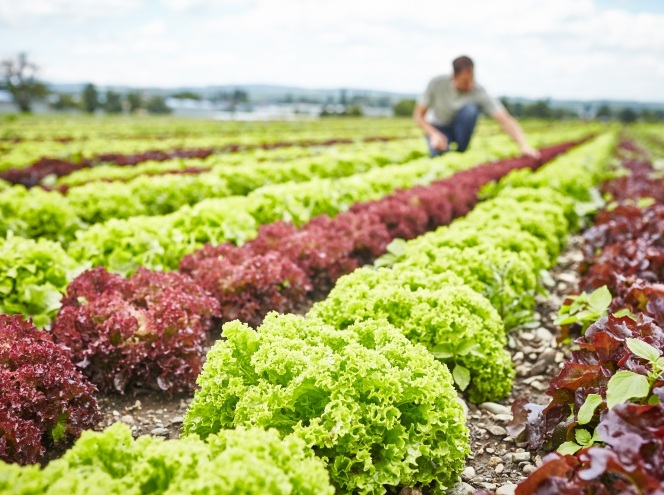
[0,129,591,327]
[1,138,428,240]
[0,132,617,495]
[1,127,591,244]
[0,117,566,172]
[54,137,423,187]
[0,425,337,495]
[0,117,419,172]
[1,115,415,142]
[62,127,591,272]
[628,123,664,158]
[54,119,549,188]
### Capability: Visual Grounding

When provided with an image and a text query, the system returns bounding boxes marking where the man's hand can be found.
[492,109,540,160]
[414,103,449,152]
[429,131,448,151]
[520,144,541,160]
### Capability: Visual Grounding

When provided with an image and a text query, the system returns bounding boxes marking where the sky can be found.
[1,0,663,101]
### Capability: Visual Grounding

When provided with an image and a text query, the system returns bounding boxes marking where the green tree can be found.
[0,52,49,112]
[50,93,79,111]
[340,89,347,105]
[345,104,363,117]
[596,104,612,120]
[523,99,552,119]
[104,91,123,114]
[231,89,248,103]
[145,96,172,114]
[82,83,99,113]
[126,92,143,113]
[617,107,638,124]
[171,91,201,100]
[512,102,524,118]
[392,98,416,117]
[639,108,664,122]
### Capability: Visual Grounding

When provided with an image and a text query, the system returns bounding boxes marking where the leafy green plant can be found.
[308,266,514,403]
[555,393,606,456]
[487,133,618,203]
[554,285,613,332]
[577,393,603,425]
[0,234,83,327]
[0,423,333,495]
[183,313,470,494]
[0,186,84,244]
[606,338,664,409]
[393,245,539,326]
[557,428,602,456]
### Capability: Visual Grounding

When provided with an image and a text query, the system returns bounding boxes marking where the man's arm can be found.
[491,108,540,159]
[413,103,448,151]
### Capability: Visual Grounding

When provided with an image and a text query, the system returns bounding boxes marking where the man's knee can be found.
[457,103,480,120]
[454,104,479,152]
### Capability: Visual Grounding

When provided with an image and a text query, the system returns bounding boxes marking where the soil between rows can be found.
[448,235,584,495]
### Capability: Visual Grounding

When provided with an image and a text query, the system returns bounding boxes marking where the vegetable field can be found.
[1,115,663,495]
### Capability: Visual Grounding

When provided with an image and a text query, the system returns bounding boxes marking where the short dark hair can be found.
[452,56,474,75]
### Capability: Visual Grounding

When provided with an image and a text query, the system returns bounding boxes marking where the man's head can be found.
[452,55,474,93]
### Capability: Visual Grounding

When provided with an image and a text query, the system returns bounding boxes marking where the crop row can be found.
[0,136,402,188]
[2,128,587,241]
[50,120,565,188]
[0,137,429,238]
[0,118,569,173]
[2,117,563,144]
[53,137,424,187]
[0,130,588,327]
[629,123,664,157]
[0,136,586,467]
[0,117,419,172]
[510,140,664,494]
[2,131,548,244]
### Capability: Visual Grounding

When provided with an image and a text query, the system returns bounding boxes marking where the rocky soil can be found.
[447,235,584,495]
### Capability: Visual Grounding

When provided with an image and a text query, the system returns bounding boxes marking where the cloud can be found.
[184,0,664,99]
[159,0,255,13]
[70,18,175,57]
[137,19,166,37]
[1,0,663,100]
[0,0,144,25]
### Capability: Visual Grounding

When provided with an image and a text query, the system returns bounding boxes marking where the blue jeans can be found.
[425,103,480,157]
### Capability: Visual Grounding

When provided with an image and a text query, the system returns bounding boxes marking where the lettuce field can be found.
[1,115,663,495]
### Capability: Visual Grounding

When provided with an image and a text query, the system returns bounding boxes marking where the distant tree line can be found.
[320,104,363,117]
[592,104,664,123]
[208,89,249,104]
[0,53,172,114]
[392,99,417,117]
[499,98,664,123]
[390,97,664,123]
[51,84,171,114]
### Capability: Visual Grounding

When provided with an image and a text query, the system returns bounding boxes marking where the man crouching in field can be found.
[414,55,540,159]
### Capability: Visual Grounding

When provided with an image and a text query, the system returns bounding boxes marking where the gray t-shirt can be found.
[419,75,503,126]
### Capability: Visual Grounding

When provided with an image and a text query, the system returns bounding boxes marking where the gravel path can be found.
[448,235,583,495]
